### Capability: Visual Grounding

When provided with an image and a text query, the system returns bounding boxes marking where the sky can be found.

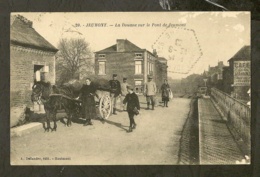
[13,12,250,79]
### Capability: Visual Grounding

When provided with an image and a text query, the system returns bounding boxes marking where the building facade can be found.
[94,39,167,94]
[228,46,251,101]
[10,15,58,125]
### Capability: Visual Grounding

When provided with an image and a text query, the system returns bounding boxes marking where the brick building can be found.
[10,15,58,124]
[94,39,168,94]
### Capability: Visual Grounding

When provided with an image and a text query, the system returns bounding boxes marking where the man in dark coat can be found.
[109,74,121,115]
[80,78,97,126]
[123,85,140,132]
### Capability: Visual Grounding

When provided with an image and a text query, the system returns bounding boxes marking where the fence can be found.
[210,88,251,149]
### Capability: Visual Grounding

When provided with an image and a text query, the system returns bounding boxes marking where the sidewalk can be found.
[198,98,245,164]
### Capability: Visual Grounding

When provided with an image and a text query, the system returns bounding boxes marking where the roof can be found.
[158,57,167,61]
[157,57,167,64]
[11,15,58,53]
[158,57,167,60]
[96,39,145,53]
[228,46,250,62]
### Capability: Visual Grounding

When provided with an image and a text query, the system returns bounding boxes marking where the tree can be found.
[56,38,94,85]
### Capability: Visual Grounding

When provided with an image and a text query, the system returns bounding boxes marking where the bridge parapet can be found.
[210,88,251,152]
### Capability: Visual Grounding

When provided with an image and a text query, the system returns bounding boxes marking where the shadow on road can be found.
[102,119,129,132]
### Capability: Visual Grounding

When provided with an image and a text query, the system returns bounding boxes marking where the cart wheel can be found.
[99,95,112,119]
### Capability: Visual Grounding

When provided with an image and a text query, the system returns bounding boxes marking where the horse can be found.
[31,81,81,132]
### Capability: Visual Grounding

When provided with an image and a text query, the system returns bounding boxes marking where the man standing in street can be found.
[144,75,157,110]
[121,77,129,111]
[109,74,121,115]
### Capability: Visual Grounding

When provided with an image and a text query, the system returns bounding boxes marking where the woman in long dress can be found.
[80,78,97,126]
[161,79,171,107]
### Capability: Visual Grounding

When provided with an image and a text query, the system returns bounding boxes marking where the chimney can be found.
[218,61,224,67]
[117,39,125,52]
[17,15,33,28]
[153,49,158,57]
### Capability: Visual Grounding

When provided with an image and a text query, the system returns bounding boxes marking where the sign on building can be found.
[234,61,250,86]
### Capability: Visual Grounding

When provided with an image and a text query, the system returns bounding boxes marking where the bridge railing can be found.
[210,88,251,149]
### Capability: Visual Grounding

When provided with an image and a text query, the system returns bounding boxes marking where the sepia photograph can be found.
[10,12,250,165]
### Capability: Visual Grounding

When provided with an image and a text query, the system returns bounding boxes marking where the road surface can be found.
[11,96,191,165]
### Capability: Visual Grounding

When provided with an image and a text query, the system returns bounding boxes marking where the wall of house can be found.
[10,45,56,110]
[95,52,145,87]
[222,67,233,94]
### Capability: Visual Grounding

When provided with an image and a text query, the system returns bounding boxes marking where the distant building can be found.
[94,39,168,94]
[205,61,225,90]
[10,15,58,116]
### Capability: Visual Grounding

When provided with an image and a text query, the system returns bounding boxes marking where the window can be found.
[135,61,142,74]
[135,80,142,86]
[99,54,106,58]
[135,53,142,58]
[99,61,106,75]
[148,62,153,74]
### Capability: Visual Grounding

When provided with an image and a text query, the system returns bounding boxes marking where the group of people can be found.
[79,74,171,133]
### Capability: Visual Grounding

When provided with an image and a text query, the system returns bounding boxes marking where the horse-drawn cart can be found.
[63,78,113,120]
[48,87,113,120]
[31,79,113,131]
[95,88,112,119]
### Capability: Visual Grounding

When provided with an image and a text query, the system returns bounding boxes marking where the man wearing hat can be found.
[109,74,121,115]
[144,75,157,110]
[120,77,129,111]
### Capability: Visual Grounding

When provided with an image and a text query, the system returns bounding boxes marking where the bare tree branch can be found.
[56,38,93,85]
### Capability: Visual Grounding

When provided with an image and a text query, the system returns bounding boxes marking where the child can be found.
[123,85,140,132]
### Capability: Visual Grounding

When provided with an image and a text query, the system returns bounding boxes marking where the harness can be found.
[32,83,81,105]
[32,83,51,105]
[49,94,82,102]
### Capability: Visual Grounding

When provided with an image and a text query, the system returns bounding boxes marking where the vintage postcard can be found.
[10,12,250,165]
